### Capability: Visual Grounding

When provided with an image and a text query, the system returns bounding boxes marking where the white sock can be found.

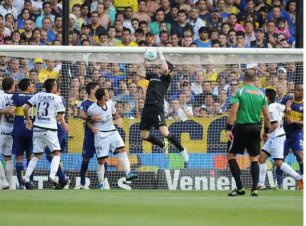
[0,162,8,184]
[5,160,13,188]
[118,152,131,175]
[180,149,189,163]
[49,155,60,179]
[97,163,105,184]
[25,157,39,181]
[258,163,267,186]
[280,162,302,180]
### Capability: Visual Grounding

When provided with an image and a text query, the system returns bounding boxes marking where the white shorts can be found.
[0,131,13,156]
[33,128,61,153]
[262,135,286,159]
[94,130,124,158]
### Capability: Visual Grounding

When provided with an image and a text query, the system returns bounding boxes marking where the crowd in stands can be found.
[0,0,302,121]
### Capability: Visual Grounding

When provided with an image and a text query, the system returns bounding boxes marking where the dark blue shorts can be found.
[284,132,303,155]
[82,135,96,159]
[12,136,33,156]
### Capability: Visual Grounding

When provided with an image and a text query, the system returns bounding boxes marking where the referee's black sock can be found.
[166,133,184,152]
[228,159,243,190]
[144,134,164,148]
[251,161,259,191]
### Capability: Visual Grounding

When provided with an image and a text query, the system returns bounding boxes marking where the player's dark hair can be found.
[2,77,14,91]
[265,88,276,103]
[44,79,57,93]
[18,78,31,91]
[86,82,99,95]
[95,88,107,101]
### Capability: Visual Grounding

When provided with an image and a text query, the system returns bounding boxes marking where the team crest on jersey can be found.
[299,106,303,111]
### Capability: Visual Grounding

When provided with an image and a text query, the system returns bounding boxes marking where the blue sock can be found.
[299,162,303,175]
[80,160,89,186]
[27,159,34,182]
[16,162,24,186]
[46,155,66,183]
[276,167,283,188]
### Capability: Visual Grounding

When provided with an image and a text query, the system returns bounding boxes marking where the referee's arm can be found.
[226,102,239,141]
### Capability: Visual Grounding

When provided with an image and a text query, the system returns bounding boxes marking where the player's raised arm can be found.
[57,113,70,132]
[113,112,123,128]
[157,48,169,76]
[137,60,147,78]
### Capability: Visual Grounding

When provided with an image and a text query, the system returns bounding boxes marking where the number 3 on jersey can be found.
[37,102,49,116]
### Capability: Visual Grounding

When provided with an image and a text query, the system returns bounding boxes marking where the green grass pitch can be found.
[0,190,302,226]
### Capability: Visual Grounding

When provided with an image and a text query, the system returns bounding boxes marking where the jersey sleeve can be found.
[27,94,37,106]
[110,100,116,114]
[10,94,17,107]
[56,96,65,113]
[0,96,4,110]
[230,89,240,105]
[87,106,93,116]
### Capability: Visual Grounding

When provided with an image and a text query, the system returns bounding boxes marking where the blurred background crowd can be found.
[0,0,302,121]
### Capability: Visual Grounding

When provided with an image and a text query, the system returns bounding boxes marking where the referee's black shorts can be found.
[139,104,167,131]
[227,123,261,156]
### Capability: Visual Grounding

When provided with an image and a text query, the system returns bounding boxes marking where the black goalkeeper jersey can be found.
[144,72,171,108]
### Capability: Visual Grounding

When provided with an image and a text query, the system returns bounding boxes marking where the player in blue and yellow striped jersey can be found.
[78,82,100,189]
[6,78,35,189]
[276,84,304,189]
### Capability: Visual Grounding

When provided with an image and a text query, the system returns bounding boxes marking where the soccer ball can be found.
[144,48,158,62]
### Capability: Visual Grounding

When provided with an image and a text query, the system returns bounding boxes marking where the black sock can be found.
[166,133,184,151]
[251,161,259,191]
[228,159,243,190]
[145,134,164,148]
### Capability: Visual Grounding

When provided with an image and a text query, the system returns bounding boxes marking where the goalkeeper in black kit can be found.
[137,49,189,168]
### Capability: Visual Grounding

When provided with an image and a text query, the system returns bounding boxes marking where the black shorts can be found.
[139,105,166,130]
[228,124,261,156]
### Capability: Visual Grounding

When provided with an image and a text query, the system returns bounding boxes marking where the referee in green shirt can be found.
[226,69,270,197]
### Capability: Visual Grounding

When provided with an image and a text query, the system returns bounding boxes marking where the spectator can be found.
[285,62,297,82]
[107,25,119,46]
[131,18,139,33]
[116,27,138,47]
[212,101,223,115]
[96,3,110,29]
[218,32,227,47]
[228,13,245,32]
[205,7,223,31]
[264,20,277,47]
[243,21,255,47]
[170,32,180,47]
[51,0,62,17]
[72,4,84,29]
[38,60,59,83]
[225,0,240,14]
[251,28,271,47]
[212,72,229,96]
[150,9,169,36]
[145,32,156,47]
[194,26,211,47]
[133,0,151,23]
[237,0,263,26]
[275,17,290,40]
[167,4,179,25]
[115,79,136,110]
[217,0,230,20]
[227,29,237,47]
[0,0,18,19]
[89,11,107,45]
[191,70,204,95]
[221,22,231,35]
[114,0,138,13]
[160,0,172,22]
[5,13,17,34]
[218,89,230,112]
[187,7,206,40]
[123,7,135,33]
[7,58,25,82]
[80,3,90,25]
[35,2,54,28]
[196,0,210,20]
[156,30,169,47]
[277,67,287,87]
[170,10,193,39]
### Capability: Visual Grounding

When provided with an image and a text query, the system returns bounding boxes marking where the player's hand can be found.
[116,118,123,128]
[227,130,234,141]
[284,117,293,124]
[285,99,293,111]
[91,127,99,134]
[262,133,269,142]
[25,119,32,130]
[92,114,102,122]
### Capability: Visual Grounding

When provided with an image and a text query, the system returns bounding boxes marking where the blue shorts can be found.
[82,135,96,159]
[284,132,303,155]
[12,136,33,156]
